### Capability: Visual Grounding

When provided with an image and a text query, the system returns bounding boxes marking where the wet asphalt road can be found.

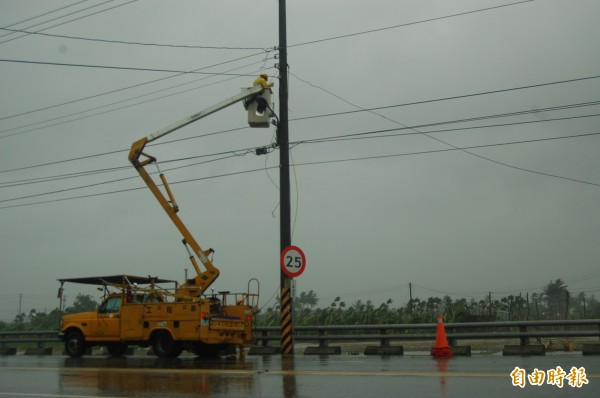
[0,353,598,397]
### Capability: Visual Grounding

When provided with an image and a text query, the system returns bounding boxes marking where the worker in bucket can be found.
[253,73,274,89]
[251,74,274,114]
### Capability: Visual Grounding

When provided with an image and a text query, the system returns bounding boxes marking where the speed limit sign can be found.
[280,245,306,278]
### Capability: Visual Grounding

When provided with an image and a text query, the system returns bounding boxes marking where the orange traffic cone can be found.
[431,313,453,358]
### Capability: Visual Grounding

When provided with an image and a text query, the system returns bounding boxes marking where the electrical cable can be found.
[0,149,256,204]
[0,62,275,140]
[0,125,253,175]
[1,68,595,140]
[0,0,139,45]
[290,75,600,122]
[292,133,600,188]
[0,0,91,35]
[6,130,596,190]
[0,165,129,188]
[289,0,535,48]
[0,58,265,76]
[1,104,598,179]
[0,1,541,125]
[2,68,599,203]
[0,166,279,210]
[295,114,600,145]
[0,27,271,51]
[1,132,598,210]
[0,51,267,123]
[290,71,600,187]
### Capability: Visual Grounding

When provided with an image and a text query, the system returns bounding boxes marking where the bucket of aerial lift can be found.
[244,88,273,128]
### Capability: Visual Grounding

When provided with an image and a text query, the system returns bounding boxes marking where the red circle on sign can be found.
[280,245,306,278]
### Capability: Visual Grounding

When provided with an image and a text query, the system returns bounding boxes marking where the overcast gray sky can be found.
[1,0,599,321]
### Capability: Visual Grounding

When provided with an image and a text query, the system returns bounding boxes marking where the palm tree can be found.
[542,279,570,319]
[296,290,319,311]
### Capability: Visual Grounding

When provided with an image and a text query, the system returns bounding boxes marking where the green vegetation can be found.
[2,280,598,331]
[256,279,600,326]
[0,293,97,331]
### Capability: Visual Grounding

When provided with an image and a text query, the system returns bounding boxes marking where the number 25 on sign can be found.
[280,245,306,278]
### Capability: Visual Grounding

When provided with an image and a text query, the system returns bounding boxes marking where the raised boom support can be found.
[128,86,266,299]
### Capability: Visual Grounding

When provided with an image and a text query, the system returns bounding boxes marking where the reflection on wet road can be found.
[1,353,598,397]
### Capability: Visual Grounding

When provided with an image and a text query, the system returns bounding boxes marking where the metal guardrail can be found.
[1,320,599,354]
[0,330,61,355]
[0,330,60,345]
[252,319,600,349]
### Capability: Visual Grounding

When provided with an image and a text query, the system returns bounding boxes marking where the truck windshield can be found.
[99,296,122,313]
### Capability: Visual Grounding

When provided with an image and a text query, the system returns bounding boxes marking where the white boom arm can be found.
[128,85,267,298]
[144,85,265,145]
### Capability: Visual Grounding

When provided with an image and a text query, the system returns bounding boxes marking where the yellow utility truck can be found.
[59,86,273,358]
[59,275,257,357]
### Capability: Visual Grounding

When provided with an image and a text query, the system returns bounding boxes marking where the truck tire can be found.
[152,331,182,358]
[65,330,86,358]
[106,342,128,357]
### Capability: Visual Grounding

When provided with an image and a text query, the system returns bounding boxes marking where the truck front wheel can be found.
[152,331,182,358]
[65,331,86,358]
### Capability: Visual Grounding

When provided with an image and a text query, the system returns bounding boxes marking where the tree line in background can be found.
[1,279,598,331]
[257,279,600,326]
[0,293,97,331]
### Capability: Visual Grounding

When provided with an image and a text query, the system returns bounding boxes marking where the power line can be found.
[0,58,264,76]
[0,0,139,45]
[300,130,600,149]
[1,132,598,210]
[291,72,600,133]
[0,0,543,124]
[0,125,250,175]
[3,129,598,190]
[0,148,126,175]
[0,61,274,140]
[1,100,597,176]
[0,51,267,123]
[0,27,271,51]
[1,1,533,50]
[293,107,600,145]
[290,75,600,122]
[0,96,593,176]
[1,68,598,192]
[289,0,535,48]
[0,148,257,204]
[0,166,278,210]
[0,0,91,34]
[292,133,600,188]
[291,71,600,187]
[0,165,129,189]
[3,68,597,144]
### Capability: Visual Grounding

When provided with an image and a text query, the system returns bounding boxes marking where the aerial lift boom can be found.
[128,85,269,299]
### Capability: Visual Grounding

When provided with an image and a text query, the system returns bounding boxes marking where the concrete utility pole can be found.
[278,0,294,355]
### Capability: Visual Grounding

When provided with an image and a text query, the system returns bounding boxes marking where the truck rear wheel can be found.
[65,330,86,358]
[152,331,182,358]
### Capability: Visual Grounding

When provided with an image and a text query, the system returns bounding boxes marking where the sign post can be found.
[279,245,305,356]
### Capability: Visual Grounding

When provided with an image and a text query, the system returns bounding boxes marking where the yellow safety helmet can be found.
[260,73,268,80]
